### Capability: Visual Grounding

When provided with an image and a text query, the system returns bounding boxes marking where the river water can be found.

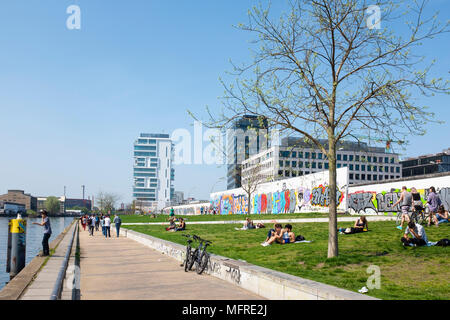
[0,216,74,291]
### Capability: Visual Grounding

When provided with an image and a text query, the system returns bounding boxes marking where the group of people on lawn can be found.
[166,207,186,232]
[394,186,448,229]
[164,186,448,247]
[261,223,297,247]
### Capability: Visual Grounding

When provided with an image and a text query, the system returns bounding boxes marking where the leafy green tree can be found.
[26,209,37,216]
[45,196,61,215]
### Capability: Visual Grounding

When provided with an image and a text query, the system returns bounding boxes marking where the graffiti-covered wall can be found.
[211,168,349,215]
[347,173,450,215]
[162,202,211,216]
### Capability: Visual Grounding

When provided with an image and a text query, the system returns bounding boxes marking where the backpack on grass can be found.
[295,235,305,242]
[435,238,450,247]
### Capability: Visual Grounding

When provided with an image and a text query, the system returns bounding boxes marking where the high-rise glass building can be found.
[133,133,174,212]
[227,115,269,190]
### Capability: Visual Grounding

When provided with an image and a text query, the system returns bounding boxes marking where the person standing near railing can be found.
[33,210,52,256]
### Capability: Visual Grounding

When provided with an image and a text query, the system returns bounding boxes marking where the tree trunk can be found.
[247,191,251,215]
[327,136,338,258]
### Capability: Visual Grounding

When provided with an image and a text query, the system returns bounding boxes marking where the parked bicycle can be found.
[186,235,212,275]
[181,234,194,272]
[395,206,430,226]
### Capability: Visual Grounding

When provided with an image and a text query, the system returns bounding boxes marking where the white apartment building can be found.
[242,137,402,186]
[133,133,175,212]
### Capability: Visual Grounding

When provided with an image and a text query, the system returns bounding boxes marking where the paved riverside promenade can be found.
[20,222,77,300]
[78,226,263,300]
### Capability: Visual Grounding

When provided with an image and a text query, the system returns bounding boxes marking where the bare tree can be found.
[194,0,449,257]
[241,161,269,214]
[96,191,120,213]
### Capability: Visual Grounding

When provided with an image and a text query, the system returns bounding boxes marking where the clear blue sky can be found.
[0,0,448,205]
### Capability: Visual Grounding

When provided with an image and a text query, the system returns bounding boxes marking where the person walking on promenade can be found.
[33,210,52,256]
[100,215,105,236]
[113,214,122,237]
[89,214,95,236]
[427,186,442,227]
[393,186,412,230]
[104,215,111,238]
[95,215,100,231]
[81,215,86,231]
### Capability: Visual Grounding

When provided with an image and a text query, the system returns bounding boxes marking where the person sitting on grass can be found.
[175,218,186,231]
[434,205,449,225]
[401,221,428,247]
[243,217,256,229]
[338,216,369,234]
[261,223,283,246]
[281,224,295,244]
[166,217,176,231]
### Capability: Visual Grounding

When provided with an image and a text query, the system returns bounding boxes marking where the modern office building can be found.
[241,137,402,186]
[133,133,175,212]
[401,148,450,178]
[0,190,37,211]
[64,198,92,211]
[227,115,269,190]
[172,191,184,205]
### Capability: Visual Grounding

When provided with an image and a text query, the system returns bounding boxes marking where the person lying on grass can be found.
[338,216,369,234]
[261,224,295,246]
[401,221,428,247]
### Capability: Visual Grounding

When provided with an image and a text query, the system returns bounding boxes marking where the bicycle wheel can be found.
[184,246,192,272]
[188,248,199,271]
[395,212,402,226]
[196,251,210,275]
[415,211,424,225]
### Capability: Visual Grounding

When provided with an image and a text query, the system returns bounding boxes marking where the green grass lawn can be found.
[125,221,450,300]
[120,212,346,224]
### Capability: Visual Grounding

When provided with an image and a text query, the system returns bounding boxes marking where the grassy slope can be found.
[125,221,450,300]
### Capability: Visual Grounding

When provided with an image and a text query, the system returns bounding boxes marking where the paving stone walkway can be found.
[79,226,263,300]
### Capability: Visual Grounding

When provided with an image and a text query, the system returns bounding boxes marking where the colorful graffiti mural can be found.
[348,187,450,215]
[212,186,345,215]
[311,185,345,207]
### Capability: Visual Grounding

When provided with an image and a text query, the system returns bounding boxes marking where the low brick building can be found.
[0,190,37,211]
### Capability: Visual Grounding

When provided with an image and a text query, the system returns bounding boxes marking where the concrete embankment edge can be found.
[0,220,76,300]
[120,228,379,300]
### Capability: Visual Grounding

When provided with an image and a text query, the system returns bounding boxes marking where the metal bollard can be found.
[6,215,27,279]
